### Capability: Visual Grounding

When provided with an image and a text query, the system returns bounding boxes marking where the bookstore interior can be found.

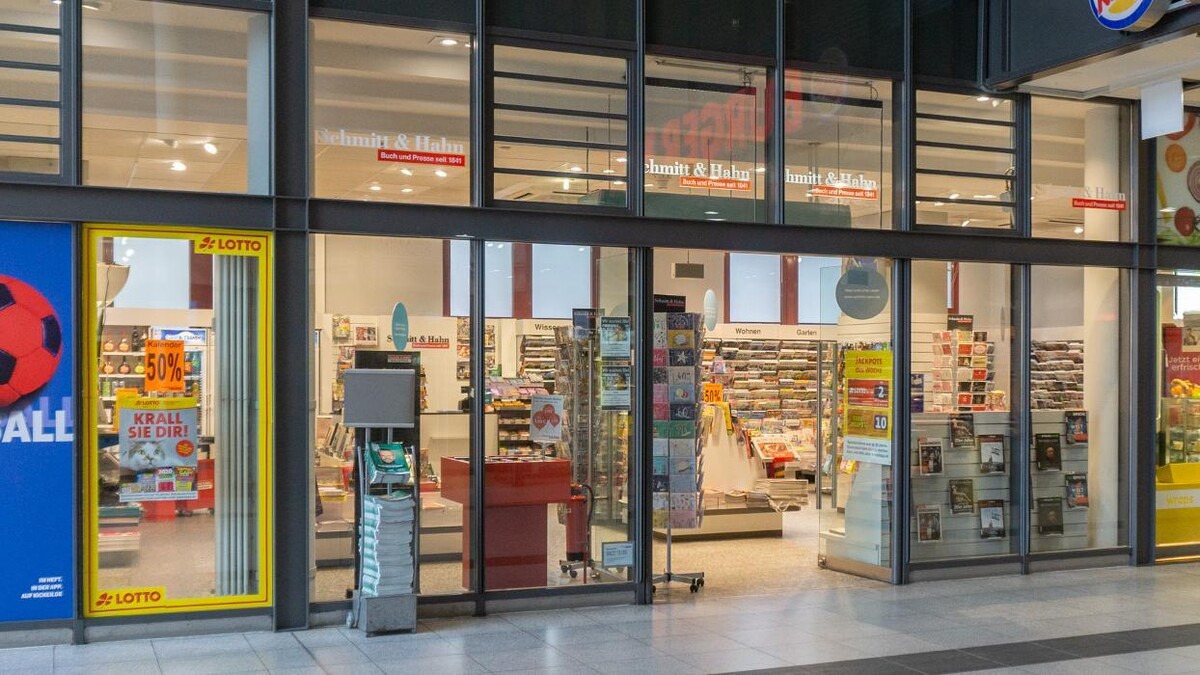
[305,234,1125,601]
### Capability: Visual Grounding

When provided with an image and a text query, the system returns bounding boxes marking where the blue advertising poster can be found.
[0,221,74,622]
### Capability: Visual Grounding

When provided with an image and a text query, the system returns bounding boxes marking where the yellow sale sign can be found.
[842,350,893,464]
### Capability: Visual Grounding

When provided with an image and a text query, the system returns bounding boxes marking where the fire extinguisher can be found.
[564,484,593,562]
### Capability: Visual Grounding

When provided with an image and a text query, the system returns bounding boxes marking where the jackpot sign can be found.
[1089,0,1170,31]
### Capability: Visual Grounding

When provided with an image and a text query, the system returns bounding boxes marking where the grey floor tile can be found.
[52,660,162,675]
[152,634,254,659]
[356,636,464,661]
[308,644,376,668]
[439,630,547,655]
[294,629,352,649]
[498,609,599,629]
[803,657,922,675]
[961,642,1073,667]
[523,622,631,646]
[467,646,582,672]
[884,649,998,674]
[54,641,157,667]
[847,634,947,659]
[1087,649,1200,675]
[1038,633,1141,658]
[641,631,750,656]
[758,639,870,666]
[319,664,385,675]
[587,655,697,675]
[243,631,302,652]
[254,648,319,670]
[0,646,53,671]
[157,652,265,675]
[260,668,323,675]
[674,646,791,673]
[554,636,666,663]
[374,654,486,675]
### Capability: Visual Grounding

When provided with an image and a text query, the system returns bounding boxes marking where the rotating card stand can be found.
[651,453,706,595]
[342,368,419,635]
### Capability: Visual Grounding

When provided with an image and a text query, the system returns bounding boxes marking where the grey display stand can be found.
[343,369,419,635]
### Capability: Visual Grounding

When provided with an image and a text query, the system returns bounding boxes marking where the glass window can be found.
[493,46,628,207]
[1157,271,1200,557]
[312,234,474,599]
[481,243,635,590]
[1156,109,1200,245]
[1030,266,1126,552]
[449,240,513,318]
[532,244,592,319]
[490,0,635,42]
[309,0,473,25]
[785,1,902,74]
[785,72,891,229]
[86,226,271,616]
[645,58,769,222]
[83,1,269,193]
[647,0,774,58]
[916,91,1016,230]
[728,253,780,323]
[312,21,469,204]
[0,2,60,175]
[797,256,843,324]
[911,260,1016,561]
[1032,99,1128,241]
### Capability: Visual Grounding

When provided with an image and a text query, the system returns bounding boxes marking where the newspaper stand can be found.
[342,368,419,635]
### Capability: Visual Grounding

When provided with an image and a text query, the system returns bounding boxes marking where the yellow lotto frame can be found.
[82,224,274,617]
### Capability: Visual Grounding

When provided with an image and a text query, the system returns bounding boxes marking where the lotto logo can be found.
[195,235,264,255]
[94,588,164,608]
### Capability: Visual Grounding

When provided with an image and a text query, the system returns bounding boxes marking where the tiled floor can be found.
[7,564,1200,674]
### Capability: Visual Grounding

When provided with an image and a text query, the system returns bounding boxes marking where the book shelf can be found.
[1031,340,1084,410]
[518,334,557,379]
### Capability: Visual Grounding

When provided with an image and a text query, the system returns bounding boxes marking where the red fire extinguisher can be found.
[564,484,591,562]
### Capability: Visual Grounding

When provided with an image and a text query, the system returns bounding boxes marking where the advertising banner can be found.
[842,350,893,465]
[1157,111,1200,245]
[529,394,564,443]
[118,397,199,502]
[0,220,74,622]
[599,317,631,358]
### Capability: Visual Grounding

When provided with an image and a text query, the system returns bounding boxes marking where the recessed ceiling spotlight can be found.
[369,184,381,192]
[561,178,571,190]
[434,169,448,178]
[569,165,583,172]
[401,187,414,193]
[400,168,413,176]
[602,168,615,174]
[614,157,627,163]
[1162,207,1177,213]
[169,161,187,172]
[976,95,990,102]
[1073,226,1084,234]
[613,180,626,186]
[704,210,719,215]
[948,193,960,200]
[961,219,971,227]
[755,166,766,173]
[933,201,944,207]
[439,37,459,46]
[974,194,996,199]
[203,142,218,155]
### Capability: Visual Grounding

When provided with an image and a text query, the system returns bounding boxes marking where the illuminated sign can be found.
[1089,0,1170,31]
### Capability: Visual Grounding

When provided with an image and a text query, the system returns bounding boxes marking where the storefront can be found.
[0,0,1197,642]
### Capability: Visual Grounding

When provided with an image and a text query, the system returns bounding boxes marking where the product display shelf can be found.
[518,335,558,378]
[96,324,209,434]
[1030,410,1089,551]
[910,411,1012,560]
[1031,340,1084,410]
[486,376,550,456]
[1163,397,1200,464]
[701,338,823,432]
[928,330,998,413]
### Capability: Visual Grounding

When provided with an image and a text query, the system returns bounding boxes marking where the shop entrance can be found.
[650,248,894,598]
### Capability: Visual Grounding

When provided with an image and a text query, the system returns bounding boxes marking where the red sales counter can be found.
[440,456,571,590]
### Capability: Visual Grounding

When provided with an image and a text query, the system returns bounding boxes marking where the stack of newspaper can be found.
[360,493,415,597]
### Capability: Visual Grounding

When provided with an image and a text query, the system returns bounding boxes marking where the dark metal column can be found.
[469,238,487,613]
[1134,266,1157,565]
[632,247,652,603]
[768,0,785,226]
[471,0,490,208]
[60,0,81,185]
[897,0,915,233]
[1011,263,1032,573]
[891,259,911,585]
[272,0,310,631]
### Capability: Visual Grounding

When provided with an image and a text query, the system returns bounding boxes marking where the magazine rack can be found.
[342,366,419,635]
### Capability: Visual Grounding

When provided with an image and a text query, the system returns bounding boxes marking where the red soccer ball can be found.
[0,275,63,408]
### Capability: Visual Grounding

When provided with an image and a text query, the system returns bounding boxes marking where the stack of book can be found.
[360,494,415,597]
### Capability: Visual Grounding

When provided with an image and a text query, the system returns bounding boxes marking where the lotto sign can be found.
[144,339,185,392]
[842,350,893,465]
[93,587,166,611]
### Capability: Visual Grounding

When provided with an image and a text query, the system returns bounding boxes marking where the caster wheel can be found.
[569,570,578,579]
[651,585,657,594]
[560,565,569,574]
[698,579,705,588]
[689,582,698,593]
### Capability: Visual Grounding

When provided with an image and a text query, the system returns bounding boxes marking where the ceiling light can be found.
[439,38,459,47]
[1073,226,1084,235]
[569,165,583,172]
[615,157,627,163]
[961,219,971,227]
[976,95,990,102]
[613,180,626,186]
[704,210,719,215]
[400,168,413,176]
[992,100,1001,108]
[401,187,413,193]
[973,194,996,199]
[948,193,960,200]
[434,169,448,178]
[169,161,187,172]
[203,142,218,155]
[755,167,766,174]
[933,201,945,207]
[369,184,381,192]
[602,168,615,174]
[1162,207,1177,213]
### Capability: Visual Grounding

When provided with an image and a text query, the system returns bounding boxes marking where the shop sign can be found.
[702,289,718,331]
[0,220,74,622]
[600,365,632,410]
[195,234,265,256]
[315,128,466,166]
[391,303,409,350]
[653,294,686,312]
[1157,489,1200,509]
[1089,0,1170,32]
[601,541,635,568]
[787,169,880,201]
[646,158,753,191]
[835,266,889,320]
[152,327,207,346]
[93,587,166,610]
[409,335,449,349]
[118,397,199,502]
[144,339,185,393]
[1071,187,1127,210]
[842,350,893,465]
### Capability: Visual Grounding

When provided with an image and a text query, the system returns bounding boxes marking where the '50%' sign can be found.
[144,340,185,393]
